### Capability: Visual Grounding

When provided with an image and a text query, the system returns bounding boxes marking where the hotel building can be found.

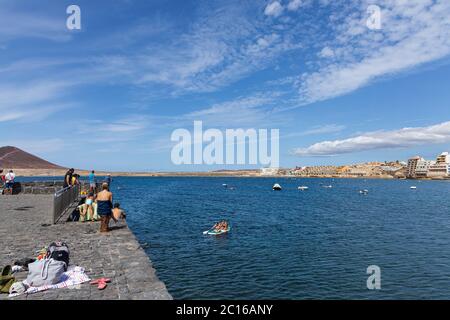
[427,152,450,178]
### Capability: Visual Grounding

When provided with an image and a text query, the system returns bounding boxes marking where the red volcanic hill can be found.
[0,146,65,169]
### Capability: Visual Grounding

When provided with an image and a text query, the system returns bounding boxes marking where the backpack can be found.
[26,259,65,287]
[47,242,70,270]
[69,209,80,222]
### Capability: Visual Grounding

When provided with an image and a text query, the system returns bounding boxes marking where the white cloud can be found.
[0,138,65,154]
[181,92,284,127]
[78,116,149,135]
[293,121,450,156]
[287,0,303,11]
[318,46,334,58]
[101,122,146,133]
[264,2,284,17]
[117,3,302,94]
[297,0,450,104]
[0,8,71,43]
[0,80,74,123]
[282,124,345,140]
[300,124,345,136]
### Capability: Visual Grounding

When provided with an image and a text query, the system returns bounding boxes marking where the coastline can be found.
[10,168,449,180]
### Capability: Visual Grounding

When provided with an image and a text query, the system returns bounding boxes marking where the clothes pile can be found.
[2,241,91,298]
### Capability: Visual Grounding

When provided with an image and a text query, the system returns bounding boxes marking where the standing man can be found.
[63,168,74,188]
[89,170,96,193]
[5,170,16,195]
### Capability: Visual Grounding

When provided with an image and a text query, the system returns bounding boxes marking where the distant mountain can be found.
[0,146,65,169]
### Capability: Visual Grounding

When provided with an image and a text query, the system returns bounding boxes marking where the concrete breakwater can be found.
[5,181,94,195]
[0,194,172,300]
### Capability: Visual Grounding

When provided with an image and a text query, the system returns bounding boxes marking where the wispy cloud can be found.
[0,80,75,122]
[0,5,70,43]
[296,0,450,104]
[291,124,345,137]
[179,91,288,128]
[293,121,450,156]
[92,1,302,94]
[0,138,65,154]
[75,116,151,145]
[287,0,304,12]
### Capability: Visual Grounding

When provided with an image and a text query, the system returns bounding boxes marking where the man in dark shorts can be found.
[4,170,15,195]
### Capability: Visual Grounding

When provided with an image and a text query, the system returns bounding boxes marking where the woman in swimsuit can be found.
[96,183,114,233]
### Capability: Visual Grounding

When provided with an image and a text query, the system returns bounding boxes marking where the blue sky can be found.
[1,0,450,171]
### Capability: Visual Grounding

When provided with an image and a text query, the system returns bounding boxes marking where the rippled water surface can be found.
[109,177,450,299]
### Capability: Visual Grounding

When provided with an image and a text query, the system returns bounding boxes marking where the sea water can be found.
[22,176,450,299]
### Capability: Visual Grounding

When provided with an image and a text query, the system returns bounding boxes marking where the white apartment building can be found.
[260,167,279,176]
[407,156,422,178]
[415,160,435,178]
[427,152,450,178]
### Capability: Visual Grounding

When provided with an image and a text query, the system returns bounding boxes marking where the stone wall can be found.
[2,181,101,195]
[18,181,64,194]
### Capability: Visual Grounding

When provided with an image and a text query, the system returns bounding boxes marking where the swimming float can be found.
[203,225,231,235]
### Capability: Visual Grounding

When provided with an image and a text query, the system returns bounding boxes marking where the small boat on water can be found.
[273,183,282,191]
[410,186,417,190]
[298,186,309,191]
[222,184,228,187]
[323,185,333,188]
[359,189,369,195]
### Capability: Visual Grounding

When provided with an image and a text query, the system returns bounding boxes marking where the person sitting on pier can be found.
[112,202,126,222]
[80,192,95,222]
[96,183,113,233]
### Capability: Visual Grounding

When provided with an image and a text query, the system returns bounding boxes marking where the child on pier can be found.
[112,203,126,222]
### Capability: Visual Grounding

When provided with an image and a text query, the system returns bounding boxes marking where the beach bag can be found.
[26,259,65,287]
[69,209,80,222]
[47,242,70,270]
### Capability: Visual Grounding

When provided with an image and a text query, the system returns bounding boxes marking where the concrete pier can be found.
[0,194,172,300]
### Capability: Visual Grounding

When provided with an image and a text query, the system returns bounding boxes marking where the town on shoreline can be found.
[3,146,450,180]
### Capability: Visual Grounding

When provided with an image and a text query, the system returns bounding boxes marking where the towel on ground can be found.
[9,266,90,298]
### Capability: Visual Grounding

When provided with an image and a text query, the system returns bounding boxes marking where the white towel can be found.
[9,266,91,298]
